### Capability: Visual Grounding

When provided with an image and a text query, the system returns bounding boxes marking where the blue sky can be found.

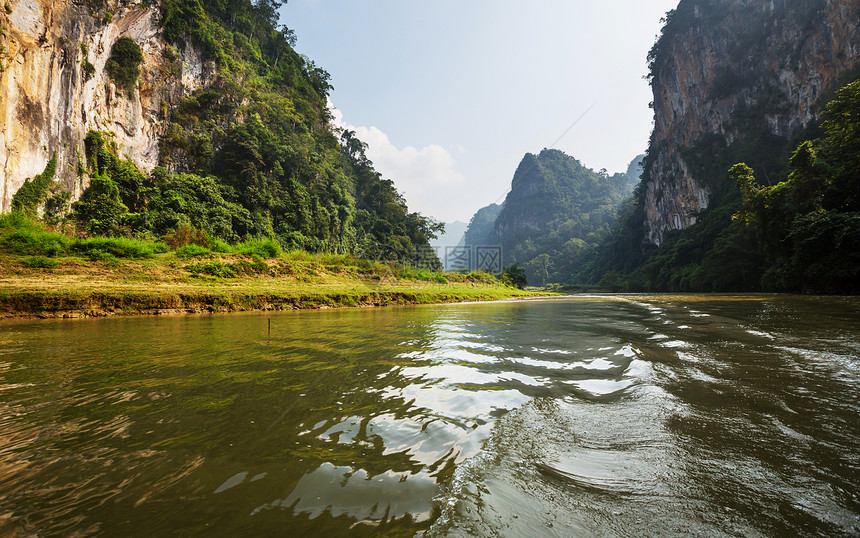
[279,1,679,222]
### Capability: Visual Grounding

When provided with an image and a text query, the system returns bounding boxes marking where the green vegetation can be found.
[0,213,69,256]
[10,154,57,217]
[80,42,95,81]
[20,256,58,269]
[71,236,167,260]
[733,81,860,293]
[500,263,528,289]
[104,37,143,96]
[0,214,545,318]
[235,238,282,258]
[577,79,859,294]
[82,59,96,81]
[151,0,441,263]
[8,0,443,276]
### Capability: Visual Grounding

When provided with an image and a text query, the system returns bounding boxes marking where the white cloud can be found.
[329,102,465,221]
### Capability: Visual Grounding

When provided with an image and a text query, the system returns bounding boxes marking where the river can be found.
[0,295,858,536]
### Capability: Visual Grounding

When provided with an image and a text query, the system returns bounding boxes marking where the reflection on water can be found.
[0,295,858,536]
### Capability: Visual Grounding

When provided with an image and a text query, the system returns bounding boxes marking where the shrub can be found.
[82,60,95,81]
[11,153,57,217]
[146,174,250,242]
[467,271,495,284]
[105,37,143,97]
[0,212,39,231]
[0,228,69,257]
[236,238,281,258]
[414,269,432,280]
[164,225,210,248]
[210,239,232,253]
[71,237,158,259]
[44,190,72,225]
[72,175,128,235]
[356,258,374,273]
[500,263,528,289]
[80,40,95,81]
[82,250,120,263]
[232,256,268,276]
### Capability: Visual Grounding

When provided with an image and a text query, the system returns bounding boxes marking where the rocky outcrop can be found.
[0,0,214,212]
[643,0,860,245]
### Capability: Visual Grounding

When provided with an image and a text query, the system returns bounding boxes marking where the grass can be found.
[20,256,58,269]
[175,244,212,258]
[0,216,550,319]
[0,228,70,256]
[71,237,168,259]
[235,238,282,258]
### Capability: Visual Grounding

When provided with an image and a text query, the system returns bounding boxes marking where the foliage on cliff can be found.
[105,37,143,97]
[10,154,57,217]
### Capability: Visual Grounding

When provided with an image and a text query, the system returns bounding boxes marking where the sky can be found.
[279,1,680,223]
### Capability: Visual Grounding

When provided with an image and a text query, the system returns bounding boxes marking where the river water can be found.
[0,295,858,536]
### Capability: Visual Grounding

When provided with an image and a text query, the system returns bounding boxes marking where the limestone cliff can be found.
[0,0,213,212]
[643,0,860,245]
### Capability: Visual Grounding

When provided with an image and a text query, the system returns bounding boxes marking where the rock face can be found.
[0,0,213,212]
[643,0,860,245]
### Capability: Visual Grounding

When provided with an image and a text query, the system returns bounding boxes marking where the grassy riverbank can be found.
[0,216,545,319]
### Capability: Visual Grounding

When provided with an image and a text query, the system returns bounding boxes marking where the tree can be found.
[73,175,128,235]
[821,80,860,212]
[730,78,860,293]
[526,253,551,287]
[731,163,762,226]
[501,263,528,289]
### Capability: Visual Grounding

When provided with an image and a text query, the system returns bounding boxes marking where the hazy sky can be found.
[279,1,679,222]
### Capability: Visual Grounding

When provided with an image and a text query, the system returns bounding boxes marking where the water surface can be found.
[0,295,858,536]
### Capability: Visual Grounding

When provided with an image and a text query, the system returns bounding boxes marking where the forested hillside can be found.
[9,0,441,265]
[462,203,503,249]
[468,149,635,285]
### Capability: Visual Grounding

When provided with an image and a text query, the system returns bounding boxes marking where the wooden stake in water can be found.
[268,318,271,336]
